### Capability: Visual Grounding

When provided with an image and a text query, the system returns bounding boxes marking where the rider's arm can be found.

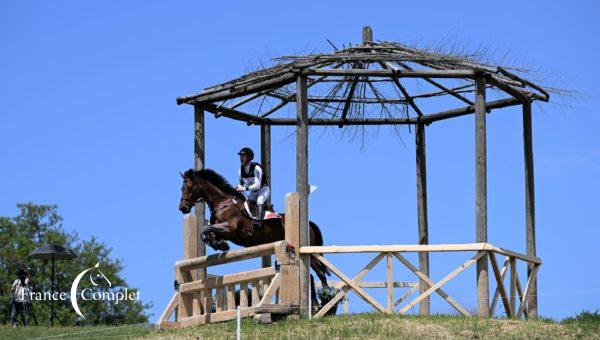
[246,165,262,191]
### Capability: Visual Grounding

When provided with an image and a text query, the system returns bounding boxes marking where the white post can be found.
[236,306,241,340]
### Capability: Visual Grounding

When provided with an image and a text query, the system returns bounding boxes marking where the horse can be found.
[177,168,331,293]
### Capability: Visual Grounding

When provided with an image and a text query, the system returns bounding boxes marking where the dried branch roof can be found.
[176,33,552,126]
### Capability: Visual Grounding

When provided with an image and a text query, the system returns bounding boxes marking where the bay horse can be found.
[177,168,331,291]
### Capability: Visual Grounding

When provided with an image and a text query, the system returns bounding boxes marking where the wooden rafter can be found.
[380,62,423,116]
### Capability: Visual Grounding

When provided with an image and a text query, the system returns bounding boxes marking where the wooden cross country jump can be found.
[159,26,549,329]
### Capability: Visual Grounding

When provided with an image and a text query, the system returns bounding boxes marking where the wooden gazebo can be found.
[175,27,548,319]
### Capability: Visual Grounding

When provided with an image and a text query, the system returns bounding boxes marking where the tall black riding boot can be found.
[254,204,264,228]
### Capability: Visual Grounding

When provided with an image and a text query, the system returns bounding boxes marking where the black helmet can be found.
[237,147,254,160]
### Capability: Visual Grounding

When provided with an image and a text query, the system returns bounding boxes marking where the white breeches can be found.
[248,186,270,205]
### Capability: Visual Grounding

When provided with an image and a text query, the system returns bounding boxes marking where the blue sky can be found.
[1,1,598,321]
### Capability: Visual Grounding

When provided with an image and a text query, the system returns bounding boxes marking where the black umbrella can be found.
[29,244,77,326]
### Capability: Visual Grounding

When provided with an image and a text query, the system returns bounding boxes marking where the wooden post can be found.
[362,26,373,44]
[296,74,310,317]
[181,214,197,317]
[386,253,394,312]
[261,124,272,268]
[415,122,430,315]
[193,104,206,316]
[523,100,538,317]
[279,193,300,307]
[475,73,490,317]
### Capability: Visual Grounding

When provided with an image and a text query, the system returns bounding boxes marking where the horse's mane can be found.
[194,168,245,200]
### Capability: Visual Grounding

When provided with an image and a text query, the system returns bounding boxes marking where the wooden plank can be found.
[157,292,178,324]
[314,254,386,313]
[415,122,430,315]
[490,256,510,313]
[296,74,310,317]
[202,289,212,315]
[260,124,272,268]
[281,192,300,307]
[489,252,512,317]
[313,253,386,318]
[392,253,471,317]
[398,251,485,315]
[255,303,295,314]
[387,253,394,312]
[517,265,540,318]
[484,245,542,265]
[179,267,276,294]
[176,242,278,271]
[251,280,260,306]
[301,243,487,253]
[258,273,281,306]
[227,285,235,311]
[178,307,257,328]
[475,73,490,317]
[523,100,538,317]
[182,213,200,316]
[394,285,418,307]
[240,283,248,308]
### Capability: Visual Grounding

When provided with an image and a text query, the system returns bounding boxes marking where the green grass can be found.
[1,311,598,339]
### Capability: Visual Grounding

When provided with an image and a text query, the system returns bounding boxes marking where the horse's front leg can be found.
[202,222,234,251]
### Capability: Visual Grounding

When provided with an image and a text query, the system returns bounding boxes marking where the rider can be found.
[235,147,270,229]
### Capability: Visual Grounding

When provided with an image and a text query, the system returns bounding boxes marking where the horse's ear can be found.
[179,171,185,179]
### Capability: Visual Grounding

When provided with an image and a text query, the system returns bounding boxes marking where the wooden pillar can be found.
[415,122,430,315]
[193,104,206,277]
[296,74,310,317]
[475,73,490,317]
[261,125,272,268]
[522,100,538,317]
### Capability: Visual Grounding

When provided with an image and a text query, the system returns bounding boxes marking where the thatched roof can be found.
[177,28,550,126]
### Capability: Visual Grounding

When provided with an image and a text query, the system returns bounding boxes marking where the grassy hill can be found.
[1,312,598,339]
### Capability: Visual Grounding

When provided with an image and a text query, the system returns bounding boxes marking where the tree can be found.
[0,203,151,325]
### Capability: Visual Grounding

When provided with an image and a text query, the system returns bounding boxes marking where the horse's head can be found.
[179,169,200,214]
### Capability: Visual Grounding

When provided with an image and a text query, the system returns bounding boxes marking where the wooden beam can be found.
[296,74,310,317]
[179,267,276,294]
[510,257,517,317]
[517,265,540,318]
[490,256,510,314]
[301,243,487,253]
[415,122,430,315]
[488,252,513,317]
[264,97,523,126]
[203,103,268,125]
[523,100,538,317]
[302,69,474,78]
[260,125,272,268]
[396,61,474,105]
[380,62,423,116]
[176,242,278,271]
[475,73,490,317]
[340,76,359,126]
[178,73,297,105]
[192,104,205,320]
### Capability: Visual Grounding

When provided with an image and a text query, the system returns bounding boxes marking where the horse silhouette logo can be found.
[69,262,111,319]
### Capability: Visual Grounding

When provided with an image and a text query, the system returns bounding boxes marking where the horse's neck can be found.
[197,178,227,205]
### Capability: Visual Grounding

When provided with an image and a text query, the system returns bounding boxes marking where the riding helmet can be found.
[237,147,254,160]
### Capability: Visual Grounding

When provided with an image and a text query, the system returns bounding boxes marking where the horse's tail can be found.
[309,221,331,286]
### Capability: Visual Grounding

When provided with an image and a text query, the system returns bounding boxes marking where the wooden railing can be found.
[158,240,298,329]
[301,243,541,318]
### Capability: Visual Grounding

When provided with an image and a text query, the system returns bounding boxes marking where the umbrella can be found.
[29,244,77,326]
